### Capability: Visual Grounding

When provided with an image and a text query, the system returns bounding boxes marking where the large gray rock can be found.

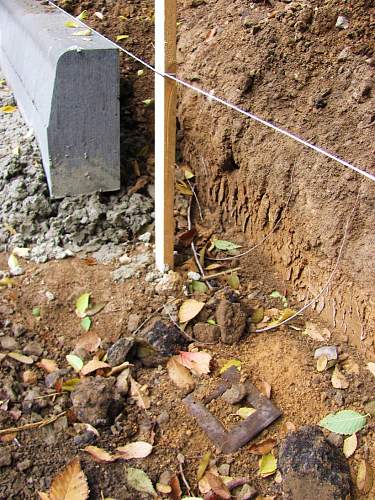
[0,0,120,198]
[278,426,352,500]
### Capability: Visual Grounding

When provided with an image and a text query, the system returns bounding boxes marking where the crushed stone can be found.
[0,74,154,263]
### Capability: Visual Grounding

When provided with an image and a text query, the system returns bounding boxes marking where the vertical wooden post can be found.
[155,0,177,271]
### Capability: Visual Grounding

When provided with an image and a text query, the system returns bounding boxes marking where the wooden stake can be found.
[155,0,177,271]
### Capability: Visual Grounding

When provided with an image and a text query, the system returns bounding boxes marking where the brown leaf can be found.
[331,366,349,389]
[80,359,111,377]
[169,474,182,500]
[177,351,211,376]
[115,441,152,459]
[38,359,59,373]
[167,357,195,392]
[178,228,197,247]
[75,332,101,353]
[357,460,373,494]
[84,446,115,463]
[179,299,205,323]
[249,438,277,455]
[204,472,231,500]
[49,458,89,500]
[129,377,151,409]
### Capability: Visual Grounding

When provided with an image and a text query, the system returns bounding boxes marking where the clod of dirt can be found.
[145,321,189,356]
[221,383,247,404]
[278,426,352,500]
[0,448,12,468]
[193,322,221,343]
[216,299,246,344]
[70,377,124,427]
[106,337,134,367]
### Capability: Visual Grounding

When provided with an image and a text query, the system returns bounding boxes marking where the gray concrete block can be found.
[0,0,120,198]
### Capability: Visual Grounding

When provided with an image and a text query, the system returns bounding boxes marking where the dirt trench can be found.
[176,0,375,354]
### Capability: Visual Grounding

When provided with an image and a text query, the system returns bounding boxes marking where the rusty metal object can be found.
[183,368,282,454]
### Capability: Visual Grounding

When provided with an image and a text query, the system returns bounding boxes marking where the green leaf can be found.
[184,168,195,180]
[236,407,256,419]
[81,317,92,331]
[62,378,81,392]
[66,354,84,372]
[227,272,240,290]
[116,34,129,42]
[319,410,367,435]
[197,451,211,481]
[77,10,89,20]
[207,318,216,325]
[191,280,208,293]
[142,98,154,107]
[213,239,241,251]
[64,20,79,28]
[32,306,41,317]
[219,359,241,374]
[126,467,156,496]
[269,290,288,307]
[259,453,277,477]
[251,307,264,324]
[76,293,90,316]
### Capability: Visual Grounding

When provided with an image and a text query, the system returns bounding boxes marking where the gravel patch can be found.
[0,72,154,263]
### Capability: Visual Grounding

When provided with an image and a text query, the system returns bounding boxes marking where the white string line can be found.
[255,191,360,333]
[50,0,375,184]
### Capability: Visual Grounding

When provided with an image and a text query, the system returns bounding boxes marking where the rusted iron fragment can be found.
[183,369,281,454]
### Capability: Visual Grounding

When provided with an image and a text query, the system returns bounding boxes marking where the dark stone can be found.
[193,322,220,343]
[106,337,134,366]
[216,299,246,344]
[73,430,97,447]
[279,426,353,500]
[70,376,124,427]
[145,321,189,356]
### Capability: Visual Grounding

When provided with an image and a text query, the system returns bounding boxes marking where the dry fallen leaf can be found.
[179,299,205,323]
[84,446,115,463]
[167,356,195,392]
[331,366,349,389]
[259,381,272,399]
[341,358,359,375]
[236,407,256,419]
[343,433,357,458]
[116,441,153,460]
[80,359,111,377]
[38,359,58,373]
[7,352,34,364]
[177,351,211,376]
[316,355,328,372]
[204,472,231,499]
[197,451,211,481]
[357,460,373,494]
[249,438,277,455]
[129,377,151,409]
[47,458,89,500]
[75,332,101,353]
[304,321,331,342]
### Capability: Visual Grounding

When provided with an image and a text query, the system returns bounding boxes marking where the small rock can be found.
[138,231,151,243]
[155,270,183,296]
[45,369,68,388]
[0,448,12,467]
[218,463,230,476]
[337,47,350,62]
[0,335,19,351]
[279,426,352,500]
[119,254,131,264]
[216,299,246,344]
[314,346,337,361]
[115,369,130,395]
[45,291,55,301]
[235,483,257,499]
[145,321,189,356]
[106,337,134,366]
[73,430,97,447]
[327,432,344,448]
[23,342,43,357]
[333,390,345,407]
[221,383,247,404]
[187,271,201,281]
[127,313,141,333]
[335,15,349,29]
[12,323,26,337]
[156,410,170,426]
[71,376,124,426]
[17,459,32,472]
[53,416,68,432]
[193,322,220,343]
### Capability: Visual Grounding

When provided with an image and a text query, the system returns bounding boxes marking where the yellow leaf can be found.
[219,359,241,374]
[73,29,92,36]
[1,105,17,113]
[278,308,296,322]
[357,460,374,494]
[197,451,211,480]
[116,34,129,41]
[178,299,205,323]
[226,272,240,290]
[0,277,15,288]
[184,168,195,179]
[49,458,89,500]
[259,453,277,477]
[64,21,79,28]
[176,180,193,196]
[236,407,256,419]
[316,355,328,372]
[77,10,88,20]
[343,433,357,458]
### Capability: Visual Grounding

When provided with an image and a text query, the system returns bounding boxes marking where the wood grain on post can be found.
[155,0,177,271]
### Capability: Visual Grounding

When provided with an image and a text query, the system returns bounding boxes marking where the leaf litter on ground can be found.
[179,299,205,323]
[177,351,211,376]
[343,433,357,458]
[167,356,195,392]
[126,467,156,496]
[38,458,89,500]
[319,410,367,434]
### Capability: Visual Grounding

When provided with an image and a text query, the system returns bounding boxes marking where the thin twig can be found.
[187,178,203,222]
[255,191,361,333]
[201,266,241,280]
[0,411,66,436]
[187,188,213,290]
[179,461,193,496]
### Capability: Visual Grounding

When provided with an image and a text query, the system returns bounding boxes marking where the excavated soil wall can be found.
[176,0,375,354]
